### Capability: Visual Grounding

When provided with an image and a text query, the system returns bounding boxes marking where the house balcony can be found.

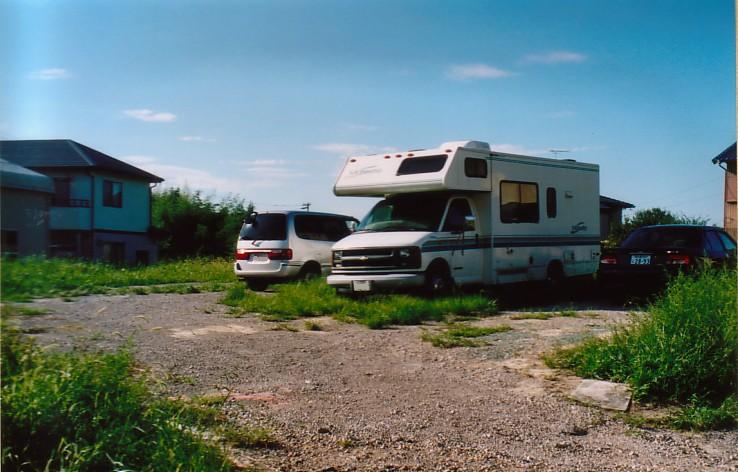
[50,206,91,230]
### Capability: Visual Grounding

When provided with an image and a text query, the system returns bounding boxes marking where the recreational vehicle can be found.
[327,140,600,293]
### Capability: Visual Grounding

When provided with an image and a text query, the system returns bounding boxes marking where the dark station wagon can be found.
[599,225,736,285]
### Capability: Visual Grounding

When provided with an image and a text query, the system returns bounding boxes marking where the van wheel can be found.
[246,279,269,291]
[299,263,322,281]
[424,262,453,296]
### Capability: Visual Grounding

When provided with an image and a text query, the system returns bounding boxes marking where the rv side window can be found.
[396,155,448,175]
[442,199,474,232]
[464,158,487,178]
[546,187,557,218]
[500,181,539,223]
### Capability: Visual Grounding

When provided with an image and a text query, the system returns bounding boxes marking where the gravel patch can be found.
[10,292,738,471]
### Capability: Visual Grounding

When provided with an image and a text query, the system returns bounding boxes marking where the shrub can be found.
[546,268,737,403]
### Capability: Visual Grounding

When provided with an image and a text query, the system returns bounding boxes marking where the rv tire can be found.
[424,261,453,296]
[546,261,565,291]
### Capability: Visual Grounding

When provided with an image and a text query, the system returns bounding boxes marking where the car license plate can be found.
[630,255,651,265]
[352,280,372,292]
[250,254,268,262]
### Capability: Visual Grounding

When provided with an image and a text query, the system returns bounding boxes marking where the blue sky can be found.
[2,0,735,223]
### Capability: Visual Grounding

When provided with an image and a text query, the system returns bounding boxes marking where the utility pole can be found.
[301,202,311,212]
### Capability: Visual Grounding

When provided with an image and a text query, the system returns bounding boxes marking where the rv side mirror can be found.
[244,212,258,225]
[346,219,359,232]
[464,215,476,232]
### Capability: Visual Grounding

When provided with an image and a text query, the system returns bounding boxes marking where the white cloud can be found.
[179,135,215,142]
[446,64,515,80]
[29,68,72,80]
[122,155,242,194]
[520,51,587,65]
[313,143,397,157]
[236,160,306,186]
[123,109,177,123]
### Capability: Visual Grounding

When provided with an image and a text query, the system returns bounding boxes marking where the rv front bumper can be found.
[326,273,425,291]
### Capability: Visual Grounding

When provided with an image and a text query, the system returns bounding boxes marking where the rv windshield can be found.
[358,194,448,232]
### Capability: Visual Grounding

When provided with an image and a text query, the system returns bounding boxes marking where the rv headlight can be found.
[332,250,342,266]
[398,248,412,258]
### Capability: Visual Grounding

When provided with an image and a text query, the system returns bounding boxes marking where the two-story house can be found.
[0,140,163,264]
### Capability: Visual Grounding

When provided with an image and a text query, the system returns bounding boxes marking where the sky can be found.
[2,0,735,223]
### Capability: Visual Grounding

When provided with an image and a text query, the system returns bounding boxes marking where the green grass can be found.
[1,304,48,317]
[544,268,737,430]
[222,278,498,329]
[2,256,236,301]
[421,323,512,348]
[303,320,323,331]
[0,305,275,471]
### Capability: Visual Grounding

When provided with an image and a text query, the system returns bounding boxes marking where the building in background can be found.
[0,140,163,264]
[0,158,54,257]
[712,142,736,239]
[599,195,634,240]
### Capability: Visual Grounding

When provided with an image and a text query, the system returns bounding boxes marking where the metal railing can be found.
[51,197,91,208]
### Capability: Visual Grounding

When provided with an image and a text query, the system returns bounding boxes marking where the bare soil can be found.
[12,291,738,471]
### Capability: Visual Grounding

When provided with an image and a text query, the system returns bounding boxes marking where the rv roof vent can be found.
[440,140,490,151]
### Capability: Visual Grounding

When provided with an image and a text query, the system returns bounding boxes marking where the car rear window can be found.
[239,214,287,240]
[295,215,352,241]
[621,227,703,250]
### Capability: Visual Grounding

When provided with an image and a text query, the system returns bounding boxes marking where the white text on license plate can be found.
[630,255,651,265]
[352,280,372,292]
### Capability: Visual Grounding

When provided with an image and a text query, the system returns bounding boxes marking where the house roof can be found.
[0,139,163,182]
[0,158,54,193]
[712,142,736,165]
[600,195,634,210]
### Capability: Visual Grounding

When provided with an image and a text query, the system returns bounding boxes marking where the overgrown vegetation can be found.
[0,307,241,471]
[421,323,512,348]
[152,187,253,259]
[545,268,737,430]
[606,207,708,246]
[221,278,498,329]
[2,257,235,301]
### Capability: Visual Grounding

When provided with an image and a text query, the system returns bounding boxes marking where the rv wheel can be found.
[424,262,452,296]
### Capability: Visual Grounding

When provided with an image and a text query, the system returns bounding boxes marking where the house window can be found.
[464,158,488,178]
[546,187,557,218]
[103,180,123,207]
[500,181,539,223]
[1,230,19,258]
[53,177,71,206]
[102,242,125,265]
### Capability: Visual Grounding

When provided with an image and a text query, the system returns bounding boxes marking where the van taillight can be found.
[235,248,293,260]
[666,254,691,265]
[267,249,292,260]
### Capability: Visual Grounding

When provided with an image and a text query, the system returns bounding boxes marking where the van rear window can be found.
[396,155,448,175]
[239,214,287,240]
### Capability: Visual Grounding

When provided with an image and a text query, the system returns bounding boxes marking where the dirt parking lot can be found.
[12,291,738,471]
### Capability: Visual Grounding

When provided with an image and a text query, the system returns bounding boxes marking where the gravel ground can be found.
[11,291,738,471]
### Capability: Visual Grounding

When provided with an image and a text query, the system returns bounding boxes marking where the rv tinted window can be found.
[464,158,488,178]
[500,181,539,223]
[239,214,287,241]
[295,215,353,241]
[546,187,557,218]
[396,155,447,175]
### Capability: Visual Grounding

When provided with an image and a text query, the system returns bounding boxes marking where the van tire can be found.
[424,261,453,296]
[246,279,269,291]
[299,262,322,281]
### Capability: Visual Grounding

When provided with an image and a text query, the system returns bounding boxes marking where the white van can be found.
[327,140,600,293]
[234,211,357,290]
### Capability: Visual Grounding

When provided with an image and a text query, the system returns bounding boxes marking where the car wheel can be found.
[299,263,322,281]
[246,279,269,291]
[424,262,453,296]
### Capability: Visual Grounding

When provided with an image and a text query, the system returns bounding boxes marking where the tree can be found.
[151,188,254,259]
[607,207,709,246]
